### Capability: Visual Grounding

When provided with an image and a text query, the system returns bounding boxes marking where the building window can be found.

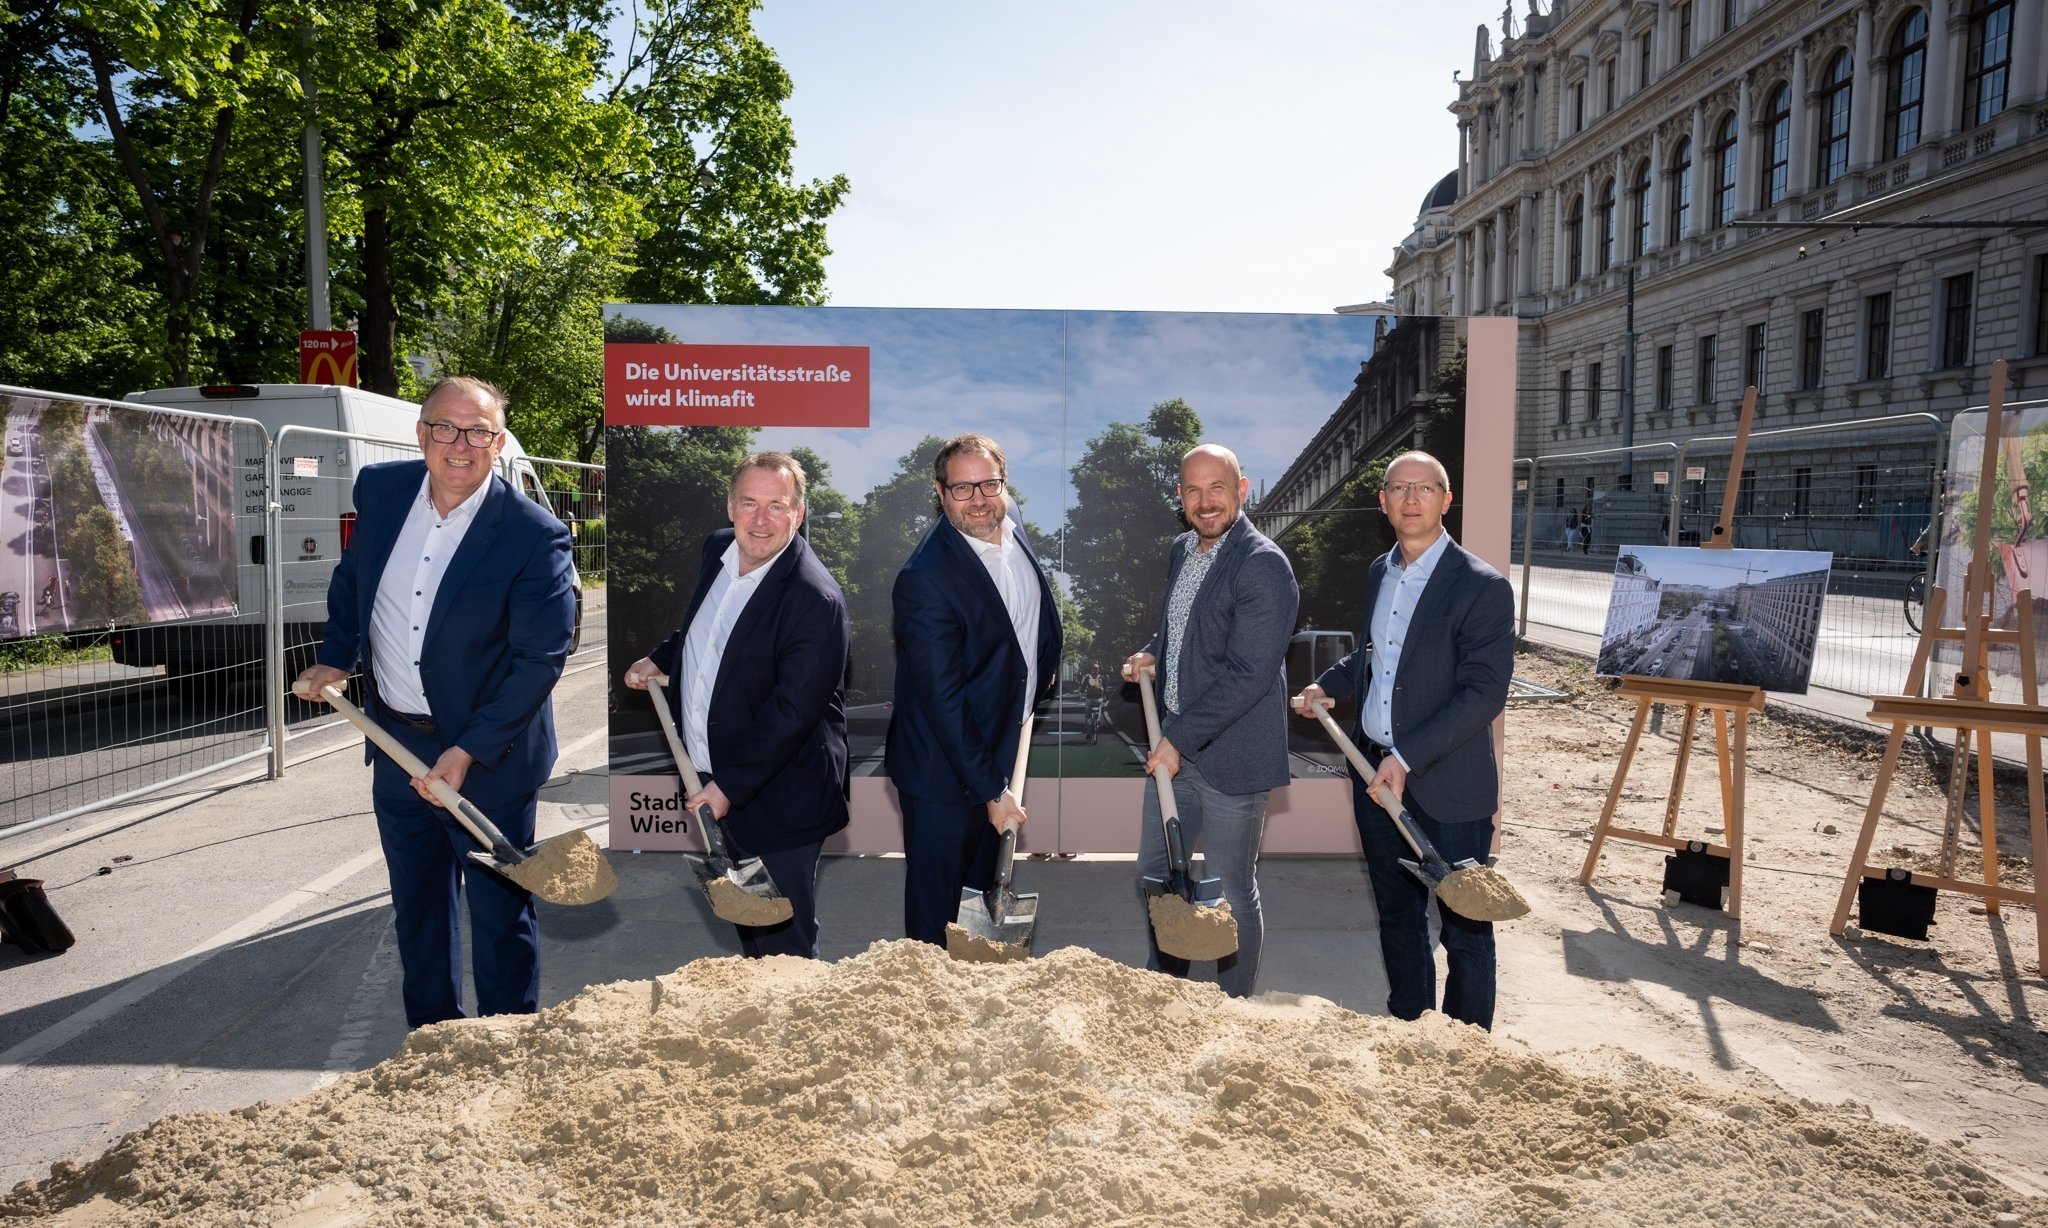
[1629,159,1652,259]
[1737,468,1756,516]
[1697,334,1718,403]
[1557,369,1573,425]
[1760,83,1791,207]
[1596,177,1617,272]
[1793,466,1813,516]
[1555,477,1566,508]
[1964,0,2014,129]
[1884,10,1928,160]
[1572,80,1586,133]
[1566,193,1585,281]
[1603,58,1617,112]
[1799,309,1824,389]
[1677,2,1694,62]
[1942,272,1974,368]
[1722,0,1738,33]
[1817,51,1852,186]
[1667,138,1692,241]
[1589,361,1604,419]
[1745,322,1767,393]
[2034,254,2048,355]
[1656,345,1675,412]
[1855,463,1878,515]
[1865,292,1892,378]
[1637,32,1654,92]
[1711,111,1738,227]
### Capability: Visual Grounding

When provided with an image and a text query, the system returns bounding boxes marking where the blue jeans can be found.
[1354,780,1496,1030]
[1135,759,1267,997]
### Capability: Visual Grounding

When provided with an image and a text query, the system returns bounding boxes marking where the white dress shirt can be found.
[680,539,786,772]
[959,521,1042,718]
[368,474,491,715]
[1362,529,1452,769]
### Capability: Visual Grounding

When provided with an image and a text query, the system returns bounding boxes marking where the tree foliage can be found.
[1061,399,1201,664]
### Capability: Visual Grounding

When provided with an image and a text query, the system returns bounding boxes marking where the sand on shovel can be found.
[505,833,616,906]
[704,876,794,926]
[944,922,1028,964]
[1147,893,1237,960]
[1436,864,1530,922]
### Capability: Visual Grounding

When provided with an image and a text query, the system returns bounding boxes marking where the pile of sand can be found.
[6,942,2041,1226]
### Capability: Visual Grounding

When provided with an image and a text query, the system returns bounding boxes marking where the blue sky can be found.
[1622,546,1835,589]
[745,0,1505,313]
[610,304,1381,515]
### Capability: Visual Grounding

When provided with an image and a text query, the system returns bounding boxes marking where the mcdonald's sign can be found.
[299,330,358,387]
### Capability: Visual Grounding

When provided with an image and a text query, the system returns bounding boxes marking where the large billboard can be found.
[603,307,1516,854]
[0,392,238,639]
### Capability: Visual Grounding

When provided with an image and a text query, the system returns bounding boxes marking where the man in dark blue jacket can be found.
[624,452,850,958]
[1293,450,1514,1029]
[297,376,576,1029]
[886,434,1060,946]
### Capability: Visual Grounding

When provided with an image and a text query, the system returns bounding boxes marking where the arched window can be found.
[1964,0,2014,129]
[1816,51,1852,185]
[1566,193,1585,282]
[1667,137,1693,241]
[1596,177,1617,272]
[1884,9,1929,159]
[1760,83,1791,207]
[1710,112,1738,227]
[1629,158,1653,258]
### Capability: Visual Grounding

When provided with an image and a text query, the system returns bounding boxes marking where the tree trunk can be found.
[362,204,399,395]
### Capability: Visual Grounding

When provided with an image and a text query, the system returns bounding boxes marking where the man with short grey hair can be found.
[1123,443,1297,998]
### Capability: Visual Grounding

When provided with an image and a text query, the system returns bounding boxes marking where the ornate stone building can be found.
[1388,0,2048,550]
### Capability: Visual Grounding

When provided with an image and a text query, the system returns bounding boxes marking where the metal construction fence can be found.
[1,388,604,838]
[1505,404,2048,706]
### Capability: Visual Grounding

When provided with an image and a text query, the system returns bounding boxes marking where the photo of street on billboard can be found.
[1,392,238,640]
[1596,545,1833,693]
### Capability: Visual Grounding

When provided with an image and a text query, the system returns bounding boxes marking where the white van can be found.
[113,383,580,687]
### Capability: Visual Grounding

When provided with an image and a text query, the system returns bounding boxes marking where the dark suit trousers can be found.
[720,816,824,959]
[899,793,1000,946]
[1353,767,1496,1030]
[370,716,540,1029]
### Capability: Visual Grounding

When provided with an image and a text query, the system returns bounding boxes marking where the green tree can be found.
[842,436,944,697]
[1287,457,1395,634]
[787,445,856,598]
[1062,399,1202,663]
[65,505,144,626]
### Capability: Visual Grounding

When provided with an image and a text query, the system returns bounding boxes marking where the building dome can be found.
[1419,169,1459,217]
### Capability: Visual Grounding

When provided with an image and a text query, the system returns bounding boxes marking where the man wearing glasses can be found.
[296,375,576,1029]
[886,434,1060,946]
[1291,450,1513,1030]
[1123,443,1297,998]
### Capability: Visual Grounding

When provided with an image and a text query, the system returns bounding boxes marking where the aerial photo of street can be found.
[1596,545,1833,694]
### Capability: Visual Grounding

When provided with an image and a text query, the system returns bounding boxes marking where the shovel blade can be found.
[1398,855,1455,893]
[462,831,616,908]
[683,852,794,926]
[949,887,1038,960]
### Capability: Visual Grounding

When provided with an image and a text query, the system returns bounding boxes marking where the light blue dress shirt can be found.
[1361,529,1453,768]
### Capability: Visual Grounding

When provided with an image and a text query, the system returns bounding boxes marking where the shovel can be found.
[1307,701,1529,923]
[1135,665,1238,961]
[644,675,795,927]
[946,713,1040,963]
[311,685,616,906]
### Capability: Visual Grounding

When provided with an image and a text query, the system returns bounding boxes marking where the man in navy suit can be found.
[622,452,850,958]
[296,376,576,1029]
[886,434,1061,946]
[1293,450,1514,1029]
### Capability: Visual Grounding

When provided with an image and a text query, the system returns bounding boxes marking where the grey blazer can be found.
[1142,517,1299,794]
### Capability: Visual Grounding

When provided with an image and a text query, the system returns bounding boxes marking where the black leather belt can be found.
[1363,737,1391,761]
[382,708,438,734]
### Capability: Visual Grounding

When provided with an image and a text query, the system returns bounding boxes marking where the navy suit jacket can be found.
[1141,518,1298,794]
[1315,535,1514,823]
[646,529,850,855]
[319,460,576,805]
[885,519,1061,807]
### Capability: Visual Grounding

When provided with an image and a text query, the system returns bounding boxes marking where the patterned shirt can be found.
[1162,516,1239,712]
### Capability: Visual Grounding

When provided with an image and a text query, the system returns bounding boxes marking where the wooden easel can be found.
[1579,387,1769,916]
[1829,359,2048,972]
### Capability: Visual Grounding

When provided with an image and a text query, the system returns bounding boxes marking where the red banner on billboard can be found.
[300,331,358,387]
[604,343,870,427]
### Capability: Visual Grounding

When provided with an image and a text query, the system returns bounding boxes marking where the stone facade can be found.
[1388,0,2048,532]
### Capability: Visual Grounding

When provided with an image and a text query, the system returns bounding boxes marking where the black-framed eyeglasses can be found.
[942,478,1006,501]
[423,421,502,448]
